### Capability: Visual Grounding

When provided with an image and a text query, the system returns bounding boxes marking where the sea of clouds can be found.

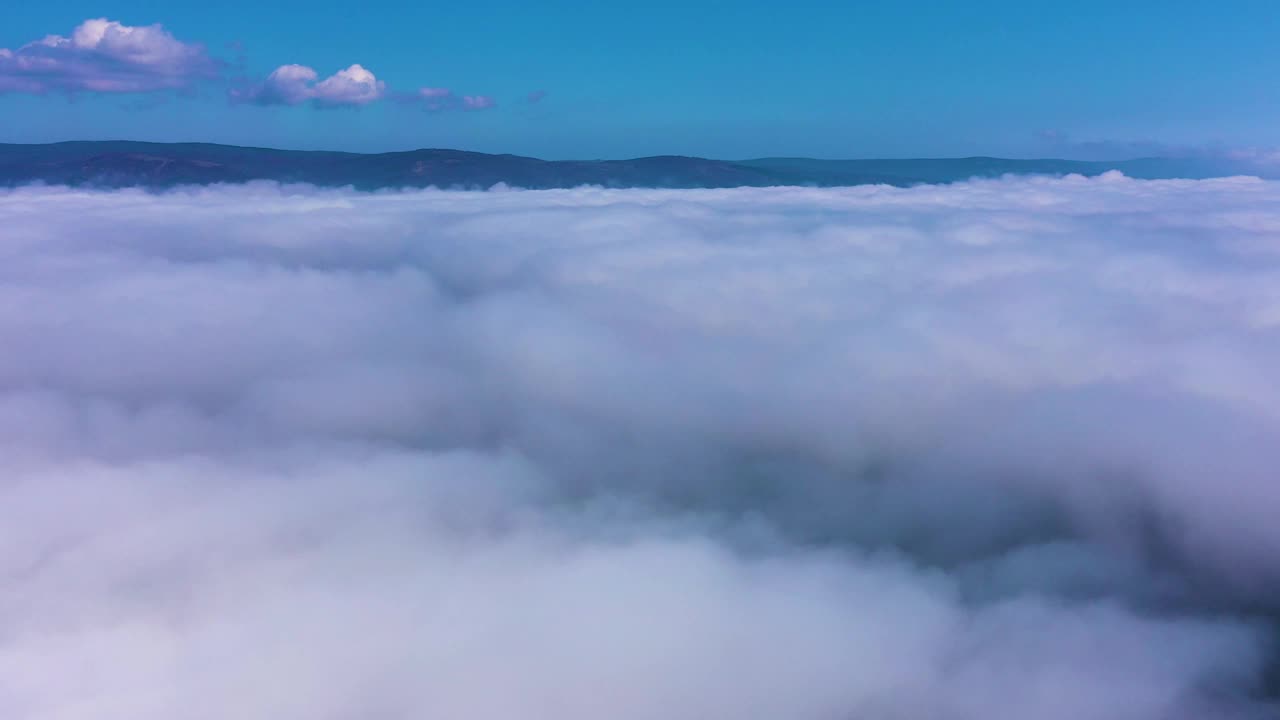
[1,174,1277,719]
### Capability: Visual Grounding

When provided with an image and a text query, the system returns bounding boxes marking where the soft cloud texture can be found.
[232,62,386,107]
[0,177,1277,719]
[3,18,499,113]
[1037,130,1280,176]
[1228,147,1280,167]
[399,86,497,112]
[0,18,216,94]
[462,94,496,110]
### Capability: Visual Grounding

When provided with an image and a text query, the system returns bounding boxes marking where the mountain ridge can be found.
[0,141,1258,190]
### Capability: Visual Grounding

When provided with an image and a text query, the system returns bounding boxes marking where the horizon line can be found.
[0,139,1180,165]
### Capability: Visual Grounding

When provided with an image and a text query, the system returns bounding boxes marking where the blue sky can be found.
[3,1,1279,158]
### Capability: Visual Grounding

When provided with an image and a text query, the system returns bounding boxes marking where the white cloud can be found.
[311,63,385,106]
[0,177,1277,719]
[0,18,216,94]
[233,63,386,107]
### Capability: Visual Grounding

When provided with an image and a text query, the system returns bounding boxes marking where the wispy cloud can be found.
[1224,147,1280,166]
[395,86,497,112]
[1037,129,1280,174]
[0,18,217,94]
[462,94,496,111]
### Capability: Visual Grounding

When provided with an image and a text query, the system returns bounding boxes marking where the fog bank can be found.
[1,176,1277,719]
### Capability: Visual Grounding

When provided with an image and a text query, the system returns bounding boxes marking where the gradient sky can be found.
[3,1,1280,159]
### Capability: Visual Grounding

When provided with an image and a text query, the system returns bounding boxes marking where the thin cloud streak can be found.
[394,86,498,112]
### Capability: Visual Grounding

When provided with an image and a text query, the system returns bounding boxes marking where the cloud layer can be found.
[0,177,1277,719]
[0,18,216,94]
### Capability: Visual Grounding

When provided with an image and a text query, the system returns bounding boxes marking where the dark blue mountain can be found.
[0,141,1258,189]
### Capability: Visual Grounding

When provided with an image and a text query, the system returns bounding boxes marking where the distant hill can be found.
[738,156,1244,185]
[0,141,1258,190]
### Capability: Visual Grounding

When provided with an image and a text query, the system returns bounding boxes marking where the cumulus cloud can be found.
[2,18,498,113]
[0,176,1277,719]
[232,62,386,107]
[0,18,217,94]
